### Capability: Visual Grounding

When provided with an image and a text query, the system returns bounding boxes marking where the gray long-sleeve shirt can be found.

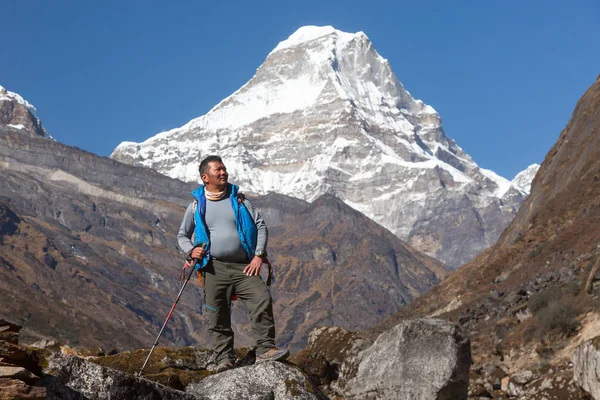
[177,197,268,262]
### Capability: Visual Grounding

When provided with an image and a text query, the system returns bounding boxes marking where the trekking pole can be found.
[137,244,205,377]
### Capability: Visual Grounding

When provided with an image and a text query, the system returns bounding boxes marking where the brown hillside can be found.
[370,75,600,389]
[267,193,449,351]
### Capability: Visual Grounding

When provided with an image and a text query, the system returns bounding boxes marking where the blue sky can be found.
[2,0,598,179]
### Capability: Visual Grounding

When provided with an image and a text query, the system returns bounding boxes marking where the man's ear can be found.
[200,173,208,184]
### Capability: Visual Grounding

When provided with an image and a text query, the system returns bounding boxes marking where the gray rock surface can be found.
[573,336,600,399]
[186,361,326,400]
[342,318,470,400]
[0,84,51,139]
[42,353,196,400]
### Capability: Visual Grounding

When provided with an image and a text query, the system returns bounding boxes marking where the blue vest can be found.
[190,183,258,270]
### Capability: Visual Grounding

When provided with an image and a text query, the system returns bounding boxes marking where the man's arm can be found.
[177,202,196,254]
[243,198,268,254]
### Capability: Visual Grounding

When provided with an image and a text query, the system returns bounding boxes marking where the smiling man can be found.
[177,155,288,372]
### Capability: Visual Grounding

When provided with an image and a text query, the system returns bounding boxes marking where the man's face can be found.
[202,161,229,189]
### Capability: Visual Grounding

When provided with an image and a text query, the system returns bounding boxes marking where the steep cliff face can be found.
[370,76,600,398]
[0,85,51,139]
[111,26,526,268]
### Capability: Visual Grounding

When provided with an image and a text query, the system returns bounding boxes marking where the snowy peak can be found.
[271,25,361,54]
[0,84,37,115]
[0,84,53,139]
[512,164,540,194]
[111,25,527,268]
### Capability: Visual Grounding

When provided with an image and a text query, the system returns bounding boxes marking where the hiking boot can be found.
[215,360,235,373]
[256,347,289,363]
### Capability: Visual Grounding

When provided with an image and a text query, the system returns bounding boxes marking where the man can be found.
[177,155,288,372]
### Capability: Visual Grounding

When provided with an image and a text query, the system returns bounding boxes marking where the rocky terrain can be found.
[352,75,600,397]
[0,316,473,399]
[0,85,51,139]
[111,25,534,269]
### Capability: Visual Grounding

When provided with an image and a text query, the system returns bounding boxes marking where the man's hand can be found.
[190,246,206,260]
[243,256,263,276]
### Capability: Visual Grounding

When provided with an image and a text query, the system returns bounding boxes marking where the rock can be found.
[41,353,196,400]
[0,366,39,384]
[0,378,46,399]
[186,361,326,400]
[0,320,22,334]
[512,369,534,385]
[494,271,511,284]
[501,376,510,392]
[0,320,22,345]
[468,381,492,398]
[29,340,62,352]
[341,318,471,400]
[0,342,36,372]
[515,308,532,322]
[0,332,19,345]
[501,375,523,397]
[501,370,534,397]
[572,335,600,399]
[516,369,586,399]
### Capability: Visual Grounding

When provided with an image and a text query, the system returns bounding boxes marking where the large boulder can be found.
[42,353,196,400]
[186,361,326,400]
[573,335,600,399]
[341,318,470,400]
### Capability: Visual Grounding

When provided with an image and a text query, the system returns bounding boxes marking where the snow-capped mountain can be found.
[511,164,540,194]
[0,86,54,140]
[112,25,526,268]
[0,85,53,139]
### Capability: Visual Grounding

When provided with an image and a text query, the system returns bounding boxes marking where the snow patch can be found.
[479,168,513,197]
[272,25,359,53]
[0,84,37,115]
[512,163,540,195]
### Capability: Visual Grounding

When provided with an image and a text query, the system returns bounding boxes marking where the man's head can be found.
[199,155,228,191]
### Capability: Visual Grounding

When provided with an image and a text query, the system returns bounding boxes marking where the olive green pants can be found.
[203,258,275,364]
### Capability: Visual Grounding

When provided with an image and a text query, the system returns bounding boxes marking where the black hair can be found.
[199,155,223,176]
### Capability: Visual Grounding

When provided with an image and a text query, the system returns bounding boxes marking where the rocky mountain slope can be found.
[0,85,51,139]
[266,194,448,351]
[111,25,529,268]
[0,128,204,350]
[367,75,600,397]
[0,86,447,353]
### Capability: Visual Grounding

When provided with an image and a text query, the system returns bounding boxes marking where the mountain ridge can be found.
[110,26,531,268]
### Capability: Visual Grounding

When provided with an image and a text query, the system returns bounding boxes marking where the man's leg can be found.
[203,260,236,364]
[230,262,275,355]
